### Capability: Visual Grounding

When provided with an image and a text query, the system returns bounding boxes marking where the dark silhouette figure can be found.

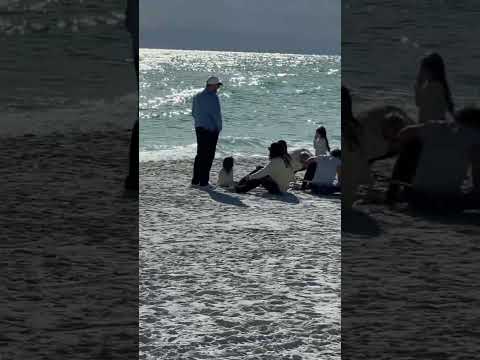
[125,0,139,190]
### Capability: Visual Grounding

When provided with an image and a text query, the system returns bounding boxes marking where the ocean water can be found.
[342,0,480,116]
[0,0,136,136]
[140,49,340,161]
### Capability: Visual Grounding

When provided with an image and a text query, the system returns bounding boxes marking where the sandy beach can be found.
[342,158,480,359]
[1,128,138,359]
[140,158,340,359]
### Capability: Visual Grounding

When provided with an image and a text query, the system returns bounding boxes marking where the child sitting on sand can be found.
[314,126,331,156]
[217,157,235,188]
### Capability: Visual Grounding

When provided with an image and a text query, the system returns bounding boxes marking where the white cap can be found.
[206,76,223,86]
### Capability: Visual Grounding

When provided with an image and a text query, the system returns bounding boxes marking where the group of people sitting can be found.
[343,52,480,213]
[217,127,341,196]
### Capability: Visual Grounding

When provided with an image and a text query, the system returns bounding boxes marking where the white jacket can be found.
[217,168,234,187]
[249,157,294,192]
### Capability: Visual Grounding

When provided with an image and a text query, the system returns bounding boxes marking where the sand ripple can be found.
[140,159,340,359]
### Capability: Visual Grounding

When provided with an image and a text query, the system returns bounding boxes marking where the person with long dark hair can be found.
[314,126,330,156]
[415,52,454,123]
[235,142,294,194]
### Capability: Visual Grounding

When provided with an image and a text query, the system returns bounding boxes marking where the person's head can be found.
[268,142,284,159]
[206,76,223,93]
[277,140,288,154]
[330,148,341,159]
[455,107,480,129]
[418,52,454,113]
[316,126,327,138]
[419,53,447,82]
[222,156,234,172]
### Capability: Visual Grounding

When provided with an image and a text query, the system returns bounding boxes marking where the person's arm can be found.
[414,81,421,107]
[249,161,273,180]
[306,156,319,166]
[368,150,398,165]
[398,124,422,146]
[336,164,341,184]
[209,95,222,131]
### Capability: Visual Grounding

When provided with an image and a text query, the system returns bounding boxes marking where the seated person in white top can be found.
[235,142,294,194]
[217,156,235,188]
[386,107,480,213]
[314,126,331,156]
[302,149,341,195]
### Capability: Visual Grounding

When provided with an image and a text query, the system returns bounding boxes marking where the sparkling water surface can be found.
[140,49,340,161]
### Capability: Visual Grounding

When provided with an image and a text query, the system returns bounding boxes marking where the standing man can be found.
[191,76,223,187]
[124,0,139,190]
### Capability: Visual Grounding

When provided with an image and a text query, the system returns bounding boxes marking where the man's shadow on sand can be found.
[342,207,382,237]
[198,187,248,207]
[246,191,300,204]
[403,207,480,227]
[198,187,300,206]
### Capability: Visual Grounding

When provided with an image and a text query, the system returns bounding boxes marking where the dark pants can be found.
[386,138,423,203]
[235,175,281,194]
[302,162,317,189]
[312,184,341,195]
[124,26,139,190]
[235,166,280,194]
[125,120,139,190]
[302,162,340,194]
[192,128,219,186]
[471,145,480,191]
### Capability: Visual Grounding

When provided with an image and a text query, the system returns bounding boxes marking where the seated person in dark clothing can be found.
[302,149,341,195]
[235,142,295,194]
[386,107,480,213]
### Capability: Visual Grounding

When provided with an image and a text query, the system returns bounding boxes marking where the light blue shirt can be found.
[192,88,223,132]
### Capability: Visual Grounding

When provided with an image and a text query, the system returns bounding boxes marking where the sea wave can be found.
[0,93,137,137]
[140,136,314,162]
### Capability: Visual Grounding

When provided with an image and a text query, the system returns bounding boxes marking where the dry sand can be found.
[342,158,480,359]
[140,158,340,360]
[1,129,138,359]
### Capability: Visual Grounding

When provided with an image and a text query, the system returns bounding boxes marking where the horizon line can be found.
[139,47,341,58]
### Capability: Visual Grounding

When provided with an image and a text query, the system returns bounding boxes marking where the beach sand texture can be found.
[140,159,340,359]
[1,129,138,359]
[342,158,480,359]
